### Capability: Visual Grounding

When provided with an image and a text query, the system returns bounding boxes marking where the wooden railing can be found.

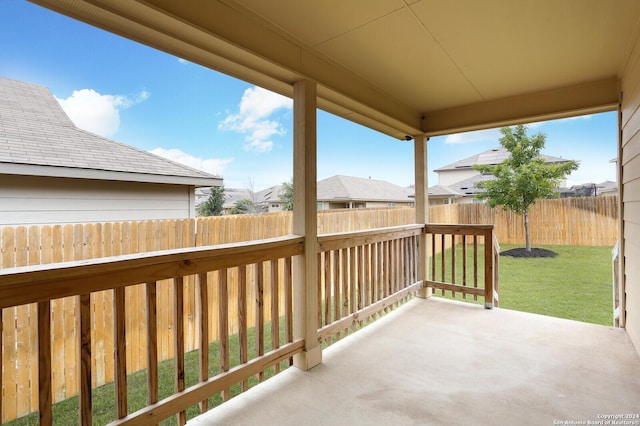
[0,223,499,424]
[316,225,424,343]
[0,236,304,426]
[425,224,499,309]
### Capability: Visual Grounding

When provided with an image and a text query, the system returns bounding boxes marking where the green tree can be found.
[473,125,578,252]
[279,179,293,211]
[196,186,225,216]
[231,198,261,214]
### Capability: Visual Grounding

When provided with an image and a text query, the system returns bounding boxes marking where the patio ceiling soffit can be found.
[30,0,621,139]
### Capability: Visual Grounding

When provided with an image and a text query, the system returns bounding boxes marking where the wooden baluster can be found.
[387,241,393,300]
[173,277,186,425]
[484,229,494,309]
[332,250,340,337]
[363,244,370,311]
[218,269,230,399]
[345,247,358,332]
[197,272,209,413]
[440,234,445,295]
[357,244,364,325]
[473,236,479,301]
[389,240,395,304]
[78,294,91,426]
[317,253,322,330]
[431,232,436,283]
[38,301,52,426]
[255,263,264,382]
[113,287,127,419]
[324,251,331,329]
[270,260,280,373]
[402,237,409,290]
[284,257,294,366]
[238,266,248,391]
[146,282,159,412]
[462,235,467,299]
[451,234,456,298]
[377,241,384,304]
[494,241,500,307]
[341,248,348,334]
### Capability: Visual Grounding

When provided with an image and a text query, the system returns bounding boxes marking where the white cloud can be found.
[445,115,595,144]
[57,88,149,137]
[150,147,232,177]
[445,128,501,144]
[218,86,292,153]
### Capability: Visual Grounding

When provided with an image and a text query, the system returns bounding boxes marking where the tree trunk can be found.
[524,211,531,251]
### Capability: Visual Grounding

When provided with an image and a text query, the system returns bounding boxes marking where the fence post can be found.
[483,227,494,309]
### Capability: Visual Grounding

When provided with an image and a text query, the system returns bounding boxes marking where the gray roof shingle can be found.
[317,175,412,202]
[0,77,221,186]
[434,147,570,172]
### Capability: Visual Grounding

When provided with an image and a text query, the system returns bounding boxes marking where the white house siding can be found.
[437,169,478,186]
[364,201,413,208]
[621,29,640,354]
[0,175,196,226]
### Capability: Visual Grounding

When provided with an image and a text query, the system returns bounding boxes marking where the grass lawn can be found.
[433,244,614,326]
[6,324,289,426]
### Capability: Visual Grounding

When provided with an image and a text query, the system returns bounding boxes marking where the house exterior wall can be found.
[621,30,640,354]
[437,169,478,186]
[364,201,414,208]
[0,175,196,226]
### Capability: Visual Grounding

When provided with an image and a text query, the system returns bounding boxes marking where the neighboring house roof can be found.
[597,180,618,194]
[317,175,412,203]
[256,185,284,204]
[446,173,495,197]
[0,77,221,187]
[434,147,570,172]
[222,188,252,209]
[427,185,464,198]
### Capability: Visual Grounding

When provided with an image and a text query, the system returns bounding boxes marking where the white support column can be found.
[414,134,431,299]
[292,79,322,370]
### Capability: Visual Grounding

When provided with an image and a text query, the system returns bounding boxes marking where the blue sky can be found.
[1,1,618,189]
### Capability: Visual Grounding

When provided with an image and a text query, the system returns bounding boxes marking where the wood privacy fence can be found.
[0,198,618,422]
[429,195,619,247]
[0,207,414,422]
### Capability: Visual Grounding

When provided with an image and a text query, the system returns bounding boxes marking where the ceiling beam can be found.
[422,78,620,136]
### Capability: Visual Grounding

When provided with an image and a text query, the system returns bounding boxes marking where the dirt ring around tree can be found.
[500,247,558,258]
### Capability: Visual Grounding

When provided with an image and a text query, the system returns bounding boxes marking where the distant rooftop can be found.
[434,147,571,172]
[0,77,221,187]
[317,175,413,203]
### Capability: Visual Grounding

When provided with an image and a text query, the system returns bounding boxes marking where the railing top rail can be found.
[0,235,304,309]
[318,224,423,251]
[425,223,494,236]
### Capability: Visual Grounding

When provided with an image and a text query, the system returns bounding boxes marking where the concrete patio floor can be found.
[189,297,640,426]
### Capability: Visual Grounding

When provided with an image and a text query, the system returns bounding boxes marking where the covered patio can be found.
[3,0,640,424]
[192,298,640,426]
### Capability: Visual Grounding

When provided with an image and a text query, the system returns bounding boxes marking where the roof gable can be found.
[0,77,221,187]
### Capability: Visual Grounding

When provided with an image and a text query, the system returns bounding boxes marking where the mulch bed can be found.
[500,247,558,258]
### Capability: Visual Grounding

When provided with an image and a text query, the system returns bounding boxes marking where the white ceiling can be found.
[30,0,640,138]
